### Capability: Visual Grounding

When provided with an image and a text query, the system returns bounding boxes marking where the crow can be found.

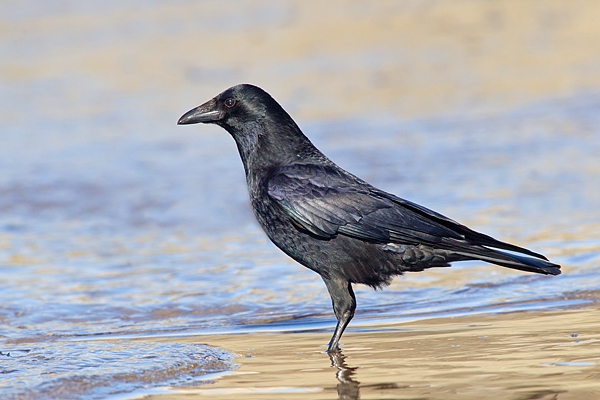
[178,84,561,352]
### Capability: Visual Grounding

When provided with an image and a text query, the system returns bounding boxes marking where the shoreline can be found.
[141,304,600,399]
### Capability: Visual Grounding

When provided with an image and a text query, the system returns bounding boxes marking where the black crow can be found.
[178,84,561,352]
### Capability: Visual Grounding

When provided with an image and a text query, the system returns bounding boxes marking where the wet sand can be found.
[143,305,600,399]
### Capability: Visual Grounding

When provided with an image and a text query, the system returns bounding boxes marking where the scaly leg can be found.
[322,276,356,352]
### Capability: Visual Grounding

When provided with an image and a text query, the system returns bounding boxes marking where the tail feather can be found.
[456,246,561,275]
[462,231,550,261]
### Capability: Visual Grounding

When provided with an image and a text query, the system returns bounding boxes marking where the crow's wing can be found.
[266,164,465,245]
[267,164,549,260]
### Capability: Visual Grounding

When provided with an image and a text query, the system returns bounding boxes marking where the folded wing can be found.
[266,164,560,276]
[267,164,466,246]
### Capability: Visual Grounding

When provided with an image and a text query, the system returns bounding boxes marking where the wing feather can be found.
[267,165,463,244]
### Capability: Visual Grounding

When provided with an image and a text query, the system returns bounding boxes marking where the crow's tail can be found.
[454,246,561,275]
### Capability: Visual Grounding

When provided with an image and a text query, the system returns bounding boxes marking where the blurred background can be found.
[3,0,600,232]
[1,1,600,398]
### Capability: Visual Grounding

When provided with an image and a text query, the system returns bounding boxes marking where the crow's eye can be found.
[224,97,236,108]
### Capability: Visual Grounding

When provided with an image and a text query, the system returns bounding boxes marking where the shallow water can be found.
[1,341,232,400]
[2,1,600,399]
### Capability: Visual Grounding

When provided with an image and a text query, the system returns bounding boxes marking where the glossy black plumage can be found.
[178,84,561,352]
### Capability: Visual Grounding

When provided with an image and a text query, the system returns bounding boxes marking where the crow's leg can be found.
[322,276,356,352]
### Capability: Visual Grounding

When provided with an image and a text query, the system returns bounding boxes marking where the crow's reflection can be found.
[327,351,566,400]
[329,350,360,400]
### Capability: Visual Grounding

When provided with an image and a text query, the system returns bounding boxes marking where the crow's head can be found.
[178,84,288,131]
[178,84,311,167]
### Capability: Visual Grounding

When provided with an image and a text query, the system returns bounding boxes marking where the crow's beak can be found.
[177,98,224,125]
